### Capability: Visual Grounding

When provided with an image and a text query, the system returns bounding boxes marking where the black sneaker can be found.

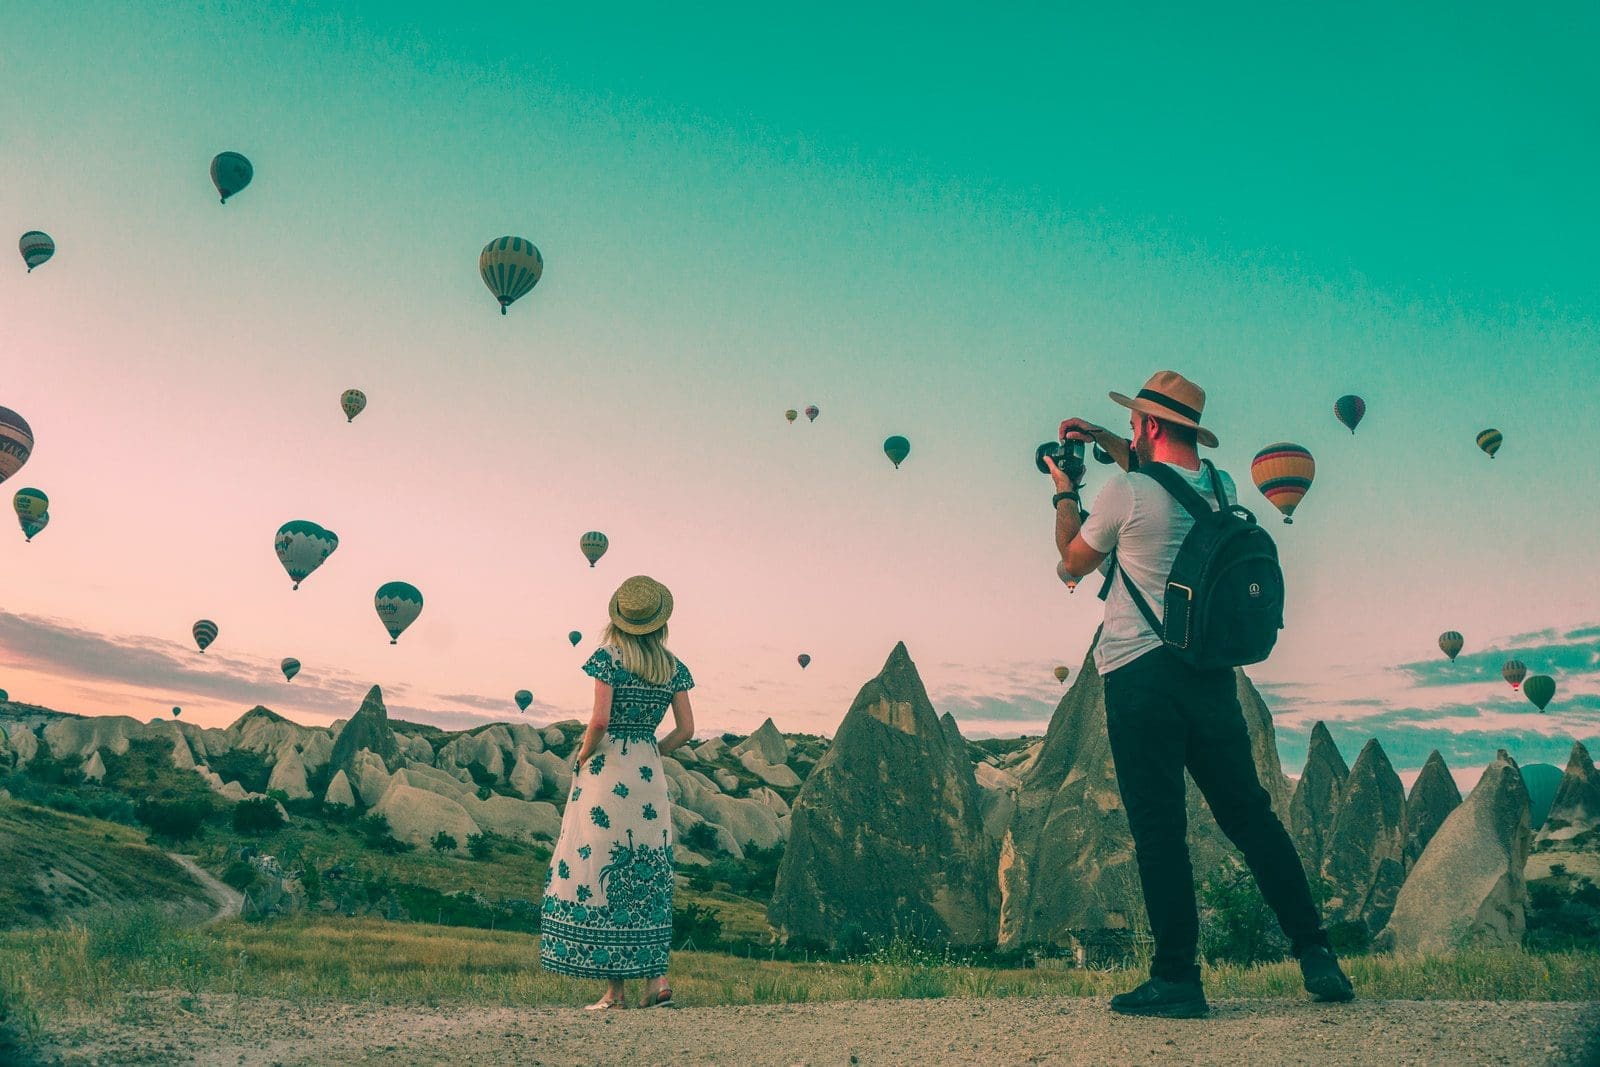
[1109,977,1209,1018]
[1299,945,1354,1002]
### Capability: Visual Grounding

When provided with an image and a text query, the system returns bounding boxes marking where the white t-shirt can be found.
[1078,462,1238,675]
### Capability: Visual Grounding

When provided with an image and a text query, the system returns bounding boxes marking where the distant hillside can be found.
[0,795,215,928]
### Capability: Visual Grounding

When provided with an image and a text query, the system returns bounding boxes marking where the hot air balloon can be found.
[1250,443,1315,524]
[374,581,423,644]
[1056,560,1078,593]
[515,689,533,713]
[0,407,34,486]
[1054,665,1070,684]
[785,409,798,425]
[274,520,339,590]
[19,231,53,272]
[884,435,911,469]
[1476,429,1503,459]
[479,236,543,315]
[580,531,609,568]
[14,488,48,540]
[805,405,820,423]
[19,511,48,542]
[797,654,811,669]
[210,152,253,204]
[341,389,367,423]
[568,630,582,647]
[1438,631,1463,661]
[1334,395,1366,434]
[1501,660,1526,690]
[281,657,301,682]
[1524,674,1555,712]
[171,706,181,717]
[192,619,218,653]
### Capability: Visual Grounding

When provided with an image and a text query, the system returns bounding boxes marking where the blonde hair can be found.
[601,622,677,687]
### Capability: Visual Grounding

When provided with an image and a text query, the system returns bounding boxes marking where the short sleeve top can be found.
[582,646,693,737]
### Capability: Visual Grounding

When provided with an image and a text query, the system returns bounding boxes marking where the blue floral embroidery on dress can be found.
[558,860,570,879]
[588,753,605,776]
[571,786,582,801]
[639,766,653,782]
[642,803,657,821]
[539,831,675,980]
[613,782,629,799]
[575,884,591,902]
[577,845,591,860]
[590,806,610,829]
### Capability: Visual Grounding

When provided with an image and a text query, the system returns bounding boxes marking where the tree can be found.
[431,831,458,853]
[135,790,215,841]
[467,831,495,861]
[233,796,286,833]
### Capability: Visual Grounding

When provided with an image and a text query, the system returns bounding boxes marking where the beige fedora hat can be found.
[609,575,674,635]
[1108,370,1220,448]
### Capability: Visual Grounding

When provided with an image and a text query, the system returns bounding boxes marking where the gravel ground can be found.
[26,993,1600,1066]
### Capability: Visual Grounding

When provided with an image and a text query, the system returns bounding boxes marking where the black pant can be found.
[1104,646,1330,984]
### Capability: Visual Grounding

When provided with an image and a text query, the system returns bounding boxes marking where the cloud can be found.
[0,610,391,718]
[1394,630,1600,689]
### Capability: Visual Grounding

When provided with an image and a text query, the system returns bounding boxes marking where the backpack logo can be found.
[1248,582,1262,598]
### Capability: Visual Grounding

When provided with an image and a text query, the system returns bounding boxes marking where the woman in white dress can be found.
[540,575,695,1010]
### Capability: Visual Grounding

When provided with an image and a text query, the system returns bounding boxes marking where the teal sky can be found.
[3,2,1597,781]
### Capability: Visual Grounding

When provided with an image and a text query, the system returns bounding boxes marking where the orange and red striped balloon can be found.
[1250,443,1315,524]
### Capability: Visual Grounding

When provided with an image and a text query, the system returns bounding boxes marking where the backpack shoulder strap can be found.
[1134,462,1215,521]
[1096,547,1166,640]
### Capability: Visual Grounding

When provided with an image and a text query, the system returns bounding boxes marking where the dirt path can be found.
[166,853,244,924]
[29,993,1600,1066]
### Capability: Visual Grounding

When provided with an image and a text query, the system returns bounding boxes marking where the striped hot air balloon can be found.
[580,531,609,567]
[1501,659,1526,690]
[568,630,583,647]
[192,619,218,653]
[210,152,253,204]
[341,389,367,423]
[1524,674,1555,712]
[1438,631,1463,661]
[1334,395,1366,434]
[1476,428,1503,459]
[479,236,543,315]
[1250,443,1315,524]
[1057,559,1079,593]
[884,435,911,469]
[281,657,301,682]
[374,581,424,644]
[515,689,533,713]
[274,520,339,590]
[797,653,811,669]
[0,407,34,486]
[805,405,820,423]
[19,231,54,272]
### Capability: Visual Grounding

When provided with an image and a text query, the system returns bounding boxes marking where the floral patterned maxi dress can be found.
[539,645,693,980]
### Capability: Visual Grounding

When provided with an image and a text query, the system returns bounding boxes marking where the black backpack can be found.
[1097,459,1284,669]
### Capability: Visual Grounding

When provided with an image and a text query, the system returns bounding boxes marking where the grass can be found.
[2,908,1596,1046]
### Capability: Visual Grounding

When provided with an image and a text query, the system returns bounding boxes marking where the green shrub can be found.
[683,822,720,855]
[431,831,458,853]
[673,901,723,946]
[135,790,216,841]
[355,812,413,854]
[19,740,83,787]
[221,860,258,892]
[232,796,286,833]
[300,862,322,905]
[1198,859,1290,966]
[205,750,272,794]
[467,832,495,861]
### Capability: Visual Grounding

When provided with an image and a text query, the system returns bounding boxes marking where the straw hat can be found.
[1108,370,1219,448]
[609,575,674,635]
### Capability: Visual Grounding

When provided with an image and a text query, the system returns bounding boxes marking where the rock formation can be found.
[770,642,997,947]
[1319,738,1406,934]
[372,781,480,853]
[1377,750,1532,953]
[1534,741,1600,852]
[324,768,357,807]
[266,746,312,800]
[997,636,1293,951]
[82,750,107,781]
[328,686,401,776]
[1289,721,1349,879]
[733,718,790,765]
[1402,750,1461,871]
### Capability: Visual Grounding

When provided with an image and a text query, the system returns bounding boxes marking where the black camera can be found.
[1035,438,1086,483]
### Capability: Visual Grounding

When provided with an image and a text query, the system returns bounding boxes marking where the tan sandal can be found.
[584,995,627,1011]
[640,985,672,1008]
